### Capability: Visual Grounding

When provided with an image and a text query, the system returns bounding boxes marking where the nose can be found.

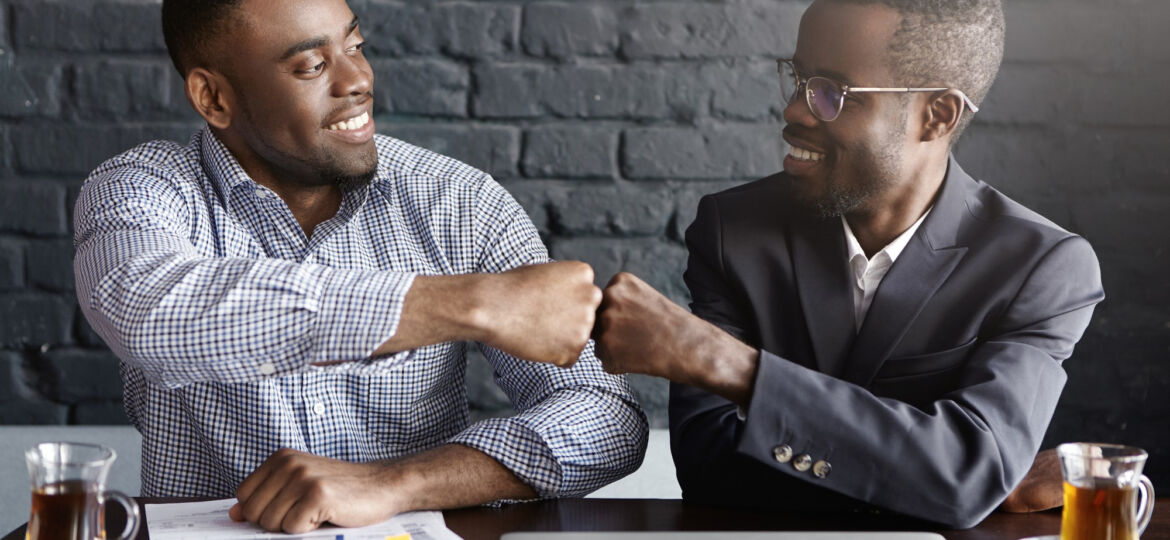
[782,88,818,128]
[333,52,373,98]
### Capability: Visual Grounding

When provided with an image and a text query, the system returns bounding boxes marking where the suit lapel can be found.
[840,157,975,387]
[790,213,856,378]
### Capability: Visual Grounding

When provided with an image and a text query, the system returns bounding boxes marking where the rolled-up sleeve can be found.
[74,156,415,389]
[447,177,648,497]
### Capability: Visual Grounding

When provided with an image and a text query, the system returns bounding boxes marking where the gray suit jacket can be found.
[669,158,1104,528]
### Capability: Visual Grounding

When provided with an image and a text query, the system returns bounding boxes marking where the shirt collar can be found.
[197,125,388,206]
[841,207,932,265]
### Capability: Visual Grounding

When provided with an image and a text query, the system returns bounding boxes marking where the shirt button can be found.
[793,453,813,472]
[312,402,326,416]
[813,460,832,479]
[772,445,793,463]
[258,363,276,375]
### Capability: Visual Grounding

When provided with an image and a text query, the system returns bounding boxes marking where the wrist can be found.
[690,324,759,406]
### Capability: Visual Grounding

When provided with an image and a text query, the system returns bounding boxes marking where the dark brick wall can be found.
[1,0,1167,486]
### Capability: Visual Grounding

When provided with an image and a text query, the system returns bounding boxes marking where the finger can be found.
[236,449,286,503]
[258,477,312,532]
[240,459,298,525]
[281,489,330,534]
[228,503,245,522]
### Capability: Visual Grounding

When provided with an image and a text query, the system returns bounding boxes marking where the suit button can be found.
[813,460,832,479]
[772,445,793,463]
[793,453,813,472]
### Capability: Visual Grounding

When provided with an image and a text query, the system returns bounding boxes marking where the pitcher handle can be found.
[103,490,141,540]
[1135,474,1155,536]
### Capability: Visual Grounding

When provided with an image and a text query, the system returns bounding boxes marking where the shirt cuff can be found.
[448,417,563,498]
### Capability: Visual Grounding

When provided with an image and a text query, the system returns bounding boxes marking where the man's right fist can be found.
[473,261,602,367]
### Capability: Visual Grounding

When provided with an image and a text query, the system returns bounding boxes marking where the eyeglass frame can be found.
[777,59,979,122]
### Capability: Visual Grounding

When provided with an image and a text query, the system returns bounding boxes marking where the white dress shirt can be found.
[841,209,931,332]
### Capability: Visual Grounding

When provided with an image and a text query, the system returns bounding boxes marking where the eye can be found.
[346,41,366,54]
[298,61,325,75]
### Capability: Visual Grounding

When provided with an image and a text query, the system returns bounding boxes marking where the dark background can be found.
[0,0,1166,487]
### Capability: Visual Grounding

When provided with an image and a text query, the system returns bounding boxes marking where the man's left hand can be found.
[593,272,758,405]
[229,448,405,533]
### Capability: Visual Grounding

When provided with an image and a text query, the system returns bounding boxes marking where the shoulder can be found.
[81,135,205,205]
[373,134,490,191]
[963,178,1088,253]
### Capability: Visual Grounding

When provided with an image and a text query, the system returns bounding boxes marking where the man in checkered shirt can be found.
[72,0,648,533]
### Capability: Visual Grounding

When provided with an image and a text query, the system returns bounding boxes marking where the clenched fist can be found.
[594,272,759,405]
[474,261,602,367]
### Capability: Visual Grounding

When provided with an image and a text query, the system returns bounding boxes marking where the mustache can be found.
[323,92,374,122]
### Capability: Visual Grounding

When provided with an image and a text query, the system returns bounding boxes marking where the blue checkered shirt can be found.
[74,126,648,499]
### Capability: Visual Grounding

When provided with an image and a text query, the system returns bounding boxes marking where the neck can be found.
[216,128,343,239]
[845,153,948,258]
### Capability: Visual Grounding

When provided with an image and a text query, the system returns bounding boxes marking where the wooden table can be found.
[6,497,1169,539]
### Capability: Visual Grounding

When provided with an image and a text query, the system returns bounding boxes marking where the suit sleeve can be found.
[672,195,1105,528]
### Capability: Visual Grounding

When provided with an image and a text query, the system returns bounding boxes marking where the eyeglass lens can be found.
[807,77,844,121]
[778,62,846,122]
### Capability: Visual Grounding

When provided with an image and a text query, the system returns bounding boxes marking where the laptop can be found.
[501,533,946,539]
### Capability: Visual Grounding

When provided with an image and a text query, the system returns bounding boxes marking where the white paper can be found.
[146,498,461,540]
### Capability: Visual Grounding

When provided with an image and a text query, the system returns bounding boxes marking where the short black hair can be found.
[828,0,1005,142]
[161,0,245,76]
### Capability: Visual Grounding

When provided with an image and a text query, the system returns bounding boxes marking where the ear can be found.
[185,68,235,130]
[921,90,965,143]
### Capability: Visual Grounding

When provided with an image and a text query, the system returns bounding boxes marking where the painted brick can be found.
[978,64,1075,126]
[0,60,63,118]
[362,2,440,57]
[0,293,74,347]
[0,240,23,290]
[523,125,616,179]
[0,182,66,236]
[438,4,520,60]
[0,4,9,54]
[92,1,166,53]
[671,181,745,241]
[12,0,163,53]
[548,185,674,237]
[622,123,783,180]
[42,348,124,402]
[26,239,74,292]
[72,59,176,121]
[1076,70,1170,127]
[13,124,195,175]
[620,2,805,59]
[0,398,68,424]
[373,58,468,117]
[384,123,519,179]
[707,60,785,121]
[523,3,618,60]
[475,63,705,121]
[1136,3,1170,63]
[1004,4,1139,65]
[496,180,553,237]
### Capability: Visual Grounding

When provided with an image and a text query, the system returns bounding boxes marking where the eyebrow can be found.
[792,59,859,87]
[279,16,361,61]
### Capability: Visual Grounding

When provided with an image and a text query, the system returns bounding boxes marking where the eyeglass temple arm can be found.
[847,87,980,113]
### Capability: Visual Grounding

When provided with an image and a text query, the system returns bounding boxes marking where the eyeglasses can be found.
[777,59,979,122]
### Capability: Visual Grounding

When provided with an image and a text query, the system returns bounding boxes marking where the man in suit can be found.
[593,0,1103,529]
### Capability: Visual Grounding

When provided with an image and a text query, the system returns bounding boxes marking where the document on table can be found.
[146,499,462,540]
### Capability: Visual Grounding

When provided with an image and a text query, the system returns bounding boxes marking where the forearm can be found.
[384,444,537,511]
[77,240,413,386]
[369,274,491,357]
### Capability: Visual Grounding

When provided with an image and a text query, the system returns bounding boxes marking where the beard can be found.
[790,110,907,219]
[242,100,379,191]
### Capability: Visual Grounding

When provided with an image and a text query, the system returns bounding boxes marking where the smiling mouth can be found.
[327,111,370,132]
[788,144,826,163]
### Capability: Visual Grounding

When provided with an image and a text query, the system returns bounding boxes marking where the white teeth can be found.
[789,145,825,162]
[328,111,369,131]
